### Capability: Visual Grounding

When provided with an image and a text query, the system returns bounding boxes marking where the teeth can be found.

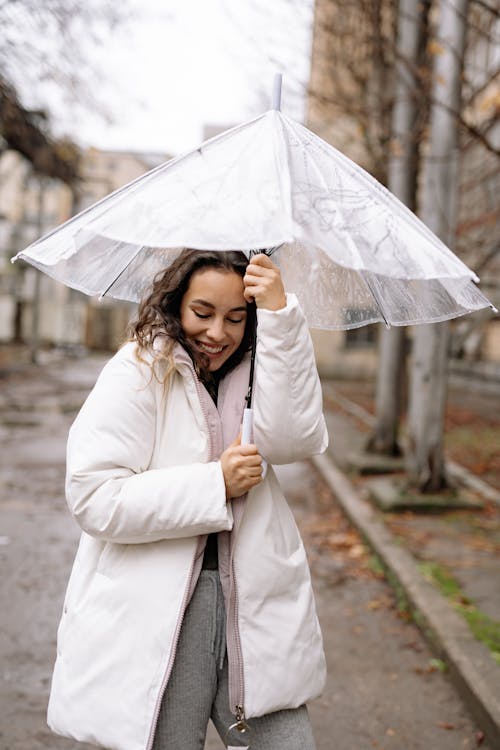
[198,342,224,354]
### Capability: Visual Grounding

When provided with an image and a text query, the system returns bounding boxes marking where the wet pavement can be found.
[0,351,493,749]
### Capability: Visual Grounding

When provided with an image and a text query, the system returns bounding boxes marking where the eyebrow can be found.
[191,299,247,312]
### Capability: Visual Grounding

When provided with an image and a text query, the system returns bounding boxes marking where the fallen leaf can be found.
[366,595,392,611]
[327,531,360,548]
[438,721,455,730]
[348,544,366,559]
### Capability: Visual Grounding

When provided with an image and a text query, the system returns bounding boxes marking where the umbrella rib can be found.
[99,245,145,299]
[359,272,391,328]
[285,118,368,274]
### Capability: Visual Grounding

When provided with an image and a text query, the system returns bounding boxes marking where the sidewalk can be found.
[317,379,500,747]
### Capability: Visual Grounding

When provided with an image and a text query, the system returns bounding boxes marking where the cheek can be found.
[181,311,199,337]
[232,325,246,349]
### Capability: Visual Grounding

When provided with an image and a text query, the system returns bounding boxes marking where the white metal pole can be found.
[271,73,282,110]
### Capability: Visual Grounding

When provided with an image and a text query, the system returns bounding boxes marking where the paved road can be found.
[0,353,490,749]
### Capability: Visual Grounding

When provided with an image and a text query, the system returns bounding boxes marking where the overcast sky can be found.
[50,0,314,157]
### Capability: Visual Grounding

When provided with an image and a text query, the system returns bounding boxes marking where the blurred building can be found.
[74,147,170,350]
[0,146,169,350]
[0,149,74,343]
[306,0,500,381]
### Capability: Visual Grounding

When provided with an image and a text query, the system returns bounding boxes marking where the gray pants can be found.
[152,570,317,750]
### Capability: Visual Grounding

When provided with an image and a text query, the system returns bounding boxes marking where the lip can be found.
[195,340,227,357]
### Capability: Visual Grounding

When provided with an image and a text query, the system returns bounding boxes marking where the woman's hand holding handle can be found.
[243,254,286,311]
[220,434,263,499]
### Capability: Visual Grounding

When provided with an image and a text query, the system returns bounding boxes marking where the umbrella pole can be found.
[241,241,283,446]
[245,325,257,410]
[242,324,257,445]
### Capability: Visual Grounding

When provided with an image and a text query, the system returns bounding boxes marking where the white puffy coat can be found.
[48,294,328,750]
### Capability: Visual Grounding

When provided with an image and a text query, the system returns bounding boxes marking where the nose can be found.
[206,316,226,342]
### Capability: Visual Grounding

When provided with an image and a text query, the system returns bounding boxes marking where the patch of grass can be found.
[458,606,500,659]
[429,657,447,673]
[385,568,412,619]
[419,561,500,665]
[367,554,385,578]
[419,562,463,599]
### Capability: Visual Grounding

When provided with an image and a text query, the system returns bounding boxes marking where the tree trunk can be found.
[367,0,429,456]
[406,0,469,491]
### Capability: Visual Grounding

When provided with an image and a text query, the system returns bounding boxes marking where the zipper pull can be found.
[226,705,251,748]
[235,704,249,730]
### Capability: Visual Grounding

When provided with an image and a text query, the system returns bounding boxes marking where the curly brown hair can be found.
[129,249,256,384]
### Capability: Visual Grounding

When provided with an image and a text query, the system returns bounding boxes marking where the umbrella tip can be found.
[271,73,283,111]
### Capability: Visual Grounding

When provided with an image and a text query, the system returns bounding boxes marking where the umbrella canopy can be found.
[12,106,495,329]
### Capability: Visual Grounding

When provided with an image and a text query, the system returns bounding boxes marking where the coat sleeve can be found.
[252,294,328,465]
[65,345,232,544]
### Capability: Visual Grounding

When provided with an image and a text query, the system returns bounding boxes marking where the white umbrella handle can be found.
[242,408,267,478]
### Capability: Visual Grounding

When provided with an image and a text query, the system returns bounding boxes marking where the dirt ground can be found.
[0,352,493,750]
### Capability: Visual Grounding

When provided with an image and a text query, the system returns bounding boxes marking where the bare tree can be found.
[406,0,470,492]
[0,0,130,120]
[366,0,431,457]
[0,76,79,182]
[308,0,397,182]
[305,0,498,478]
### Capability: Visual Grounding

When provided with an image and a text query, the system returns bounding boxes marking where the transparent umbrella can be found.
[12,77,495,331]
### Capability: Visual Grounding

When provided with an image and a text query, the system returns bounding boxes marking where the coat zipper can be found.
[217,367,249,733]
[227,507,246,718]
[145,360,218,750]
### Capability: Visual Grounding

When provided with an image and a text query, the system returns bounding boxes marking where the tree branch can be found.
[470,0,500,18]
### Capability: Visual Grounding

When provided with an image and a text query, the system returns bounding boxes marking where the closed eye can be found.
[194,311,210,319]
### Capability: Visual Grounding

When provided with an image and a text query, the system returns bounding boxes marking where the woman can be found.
[47,249,328,750]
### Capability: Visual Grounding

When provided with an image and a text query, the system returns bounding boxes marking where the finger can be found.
[243,284,265,300]
[246,466,263,477]
[245,265,273,280]
[249,254,275,270]
[237,444,260,456]
[245,268,279,285]
[229,432,242,448]
[244,275,272,291]
[241,456,263,469]
[248,473,263,486]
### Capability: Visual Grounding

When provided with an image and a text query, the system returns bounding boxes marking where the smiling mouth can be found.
[196,341,226,356]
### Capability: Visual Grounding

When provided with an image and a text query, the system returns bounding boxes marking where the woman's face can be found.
[180,268,248,372]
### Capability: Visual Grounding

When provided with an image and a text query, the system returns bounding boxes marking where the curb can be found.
[312,451,500,748]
